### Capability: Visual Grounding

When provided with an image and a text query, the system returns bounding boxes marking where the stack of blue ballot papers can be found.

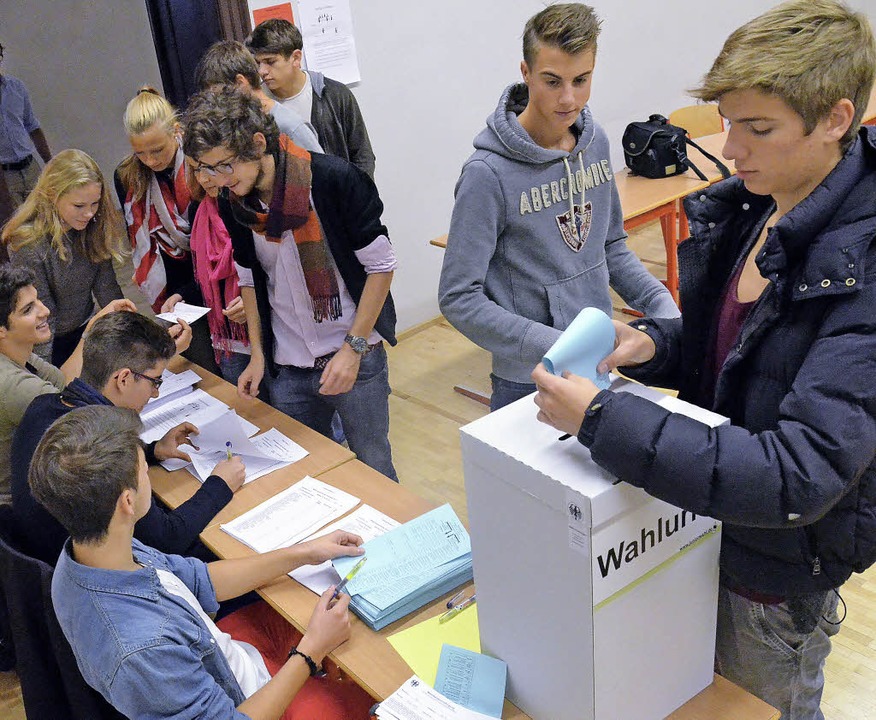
[332,504,473,630]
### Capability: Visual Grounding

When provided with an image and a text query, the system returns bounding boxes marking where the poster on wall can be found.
[297,0,361,84]
[253,3,295,25]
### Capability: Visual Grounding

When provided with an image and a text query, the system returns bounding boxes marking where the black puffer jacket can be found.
[578,126,876,597]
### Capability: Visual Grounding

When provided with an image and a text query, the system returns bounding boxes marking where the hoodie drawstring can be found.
[562,151,587,244]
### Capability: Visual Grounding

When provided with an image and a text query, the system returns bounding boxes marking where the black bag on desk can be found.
[622,114,730,181]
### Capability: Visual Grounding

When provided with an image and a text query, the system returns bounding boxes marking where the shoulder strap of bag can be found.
[685,137,732,180]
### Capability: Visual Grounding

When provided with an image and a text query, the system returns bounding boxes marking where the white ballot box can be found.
[460,380,727,720]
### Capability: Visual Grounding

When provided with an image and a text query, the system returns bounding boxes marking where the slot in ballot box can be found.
[460,380,727,720]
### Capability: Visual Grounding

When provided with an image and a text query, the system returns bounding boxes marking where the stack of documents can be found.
[376,676,496,720]
[332,504,473,631]
[220,476,360,553]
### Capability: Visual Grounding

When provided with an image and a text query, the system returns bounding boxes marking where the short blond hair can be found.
[2,149,123,264]
[522,3,601,67]
[693,0,876,146]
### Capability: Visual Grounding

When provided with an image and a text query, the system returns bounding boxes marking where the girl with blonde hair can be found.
[114,87,197,315]
[115,87,215,371]
[3,149,126,364]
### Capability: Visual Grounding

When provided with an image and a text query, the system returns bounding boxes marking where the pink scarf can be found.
[190,195,249,361]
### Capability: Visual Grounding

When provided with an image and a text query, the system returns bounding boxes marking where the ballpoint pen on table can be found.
[439,593,476,623]
[226,441,232,460]
[333,556,368,599]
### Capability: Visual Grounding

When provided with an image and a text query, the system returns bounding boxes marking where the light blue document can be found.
[434,644,507,718]
[332,504,473,630]
[542,306,615,389]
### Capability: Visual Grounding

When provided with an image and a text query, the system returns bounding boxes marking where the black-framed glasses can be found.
[191,155,239,177]
[132,370,163,390]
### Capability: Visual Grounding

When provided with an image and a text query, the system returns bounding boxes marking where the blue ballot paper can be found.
[332,504,473,630]
[434,644,507,718]
[542,306,615,389]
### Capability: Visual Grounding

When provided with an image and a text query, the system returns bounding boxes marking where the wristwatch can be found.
[344,334,369,355]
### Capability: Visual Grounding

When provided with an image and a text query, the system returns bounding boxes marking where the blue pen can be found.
[439,593,476,624]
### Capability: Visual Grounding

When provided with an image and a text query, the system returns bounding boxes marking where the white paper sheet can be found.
[298,0,361,84]
[156,302,211,324]
[163,418,308,484]
[376,676,495,720]
[290,504,399,594]
[220,476,359,553]
[139,389,228,443]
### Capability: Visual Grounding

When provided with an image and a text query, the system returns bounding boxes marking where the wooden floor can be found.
[2,225,874,718]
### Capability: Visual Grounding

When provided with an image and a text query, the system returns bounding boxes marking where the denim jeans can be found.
[218,351,251,387]
[490,374,536,412]
[715,584,841,720]
[265,345,398,481]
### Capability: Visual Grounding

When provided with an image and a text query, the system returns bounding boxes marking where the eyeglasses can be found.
[191,155,239,177]
[131,370,164,390]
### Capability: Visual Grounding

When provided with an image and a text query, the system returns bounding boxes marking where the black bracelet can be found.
[288,646,323,677]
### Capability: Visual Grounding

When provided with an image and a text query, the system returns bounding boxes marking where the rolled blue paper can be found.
[542,307,615,389]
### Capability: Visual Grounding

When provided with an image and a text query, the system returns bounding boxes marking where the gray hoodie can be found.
[439,83,680,384]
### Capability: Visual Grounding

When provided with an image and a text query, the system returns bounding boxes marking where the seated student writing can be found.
[11,310,244,564]
[33,405,376,719]
[0,264,136,506]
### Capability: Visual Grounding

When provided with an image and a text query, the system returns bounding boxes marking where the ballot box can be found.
[460,380,726,720]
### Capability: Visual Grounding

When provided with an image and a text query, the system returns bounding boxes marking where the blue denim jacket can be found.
[52,539,250,719]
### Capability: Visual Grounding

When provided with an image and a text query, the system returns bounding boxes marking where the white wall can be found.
[0,0,163,187]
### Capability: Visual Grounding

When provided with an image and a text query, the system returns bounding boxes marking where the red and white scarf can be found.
[124,142,192,312]
[190,195,249,362]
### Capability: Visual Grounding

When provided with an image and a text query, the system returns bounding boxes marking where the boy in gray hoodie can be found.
[439,3,678,410]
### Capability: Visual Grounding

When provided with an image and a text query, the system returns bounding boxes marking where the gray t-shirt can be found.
[0,352,65,504]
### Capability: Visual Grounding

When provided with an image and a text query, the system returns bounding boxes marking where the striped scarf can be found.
[229,136,341,323]
[124,142,192,312]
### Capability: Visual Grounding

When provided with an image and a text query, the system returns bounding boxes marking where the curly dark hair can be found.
[181,86,279,161]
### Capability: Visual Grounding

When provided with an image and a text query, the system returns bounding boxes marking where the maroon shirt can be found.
[702,261,757,404]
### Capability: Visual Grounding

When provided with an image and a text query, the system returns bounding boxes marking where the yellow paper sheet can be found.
[387,607,481,685]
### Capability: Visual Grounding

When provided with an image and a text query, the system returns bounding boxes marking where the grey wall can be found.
[0,0,163,188]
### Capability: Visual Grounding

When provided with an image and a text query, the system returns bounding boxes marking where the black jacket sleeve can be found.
[133,475,232,555]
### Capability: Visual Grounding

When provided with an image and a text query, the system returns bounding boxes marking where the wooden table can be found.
[149,358,354,520]
[200,458,779,720]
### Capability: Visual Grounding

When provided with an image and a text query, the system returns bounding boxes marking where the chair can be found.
[0,505,126,720]
[668,104,724,138]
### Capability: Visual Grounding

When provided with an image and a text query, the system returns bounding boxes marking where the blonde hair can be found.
[692,0,876,146]
[522,4,601,67]
[117,87,179,202]
[2,149,124,263]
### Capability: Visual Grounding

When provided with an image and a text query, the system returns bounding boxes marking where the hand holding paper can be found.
[542,307,615,389]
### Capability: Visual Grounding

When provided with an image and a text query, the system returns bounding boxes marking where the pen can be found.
[446,589,465,609]
[439,593,476,623]
[226,441,232,460]
[333,556,367,599]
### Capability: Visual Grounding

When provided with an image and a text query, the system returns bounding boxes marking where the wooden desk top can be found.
[200,459,778,720]
[148,358,354,520]
[614,170,710,220]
